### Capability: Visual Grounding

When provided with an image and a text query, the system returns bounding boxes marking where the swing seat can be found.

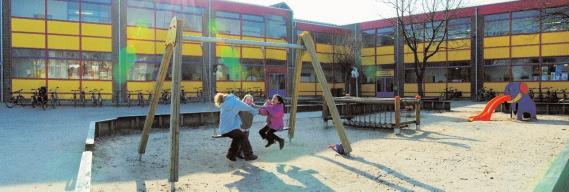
[211,134,225,138]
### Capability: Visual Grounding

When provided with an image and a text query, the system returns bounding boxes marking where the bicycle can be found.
[89,89,103,107]
[159,89,171,104]
[5,89,26,108]
[189,88,203,103]
[49,87,61,109]
[136,90,145,107]
[31,87,48,110]
[180,86,188,104]
[71,89,86,107]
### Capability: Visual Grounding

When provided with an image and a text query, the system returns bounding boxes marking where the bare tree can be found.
[537,0,569,31]
[332,30,363,96]
[385,0,463,96]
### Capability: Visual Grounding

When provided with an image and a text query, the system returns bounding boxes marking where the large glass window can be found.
[362,29,376,48]
[181,56,202,81]
[447,61,470,82]
[485,13,510,36]
[362,65,376,83]
[543,6,569,32]
[181,6,203,32]
[82,52,112,80]
[378,27,394,46]
[448,18,471,39]
[48,59,80,79]
[484,59,510,82]
[425,21,445,40]
[334,65,345,83]
[267,15,286,39]
[315,32,333,44]
[322,64,334,82]
[12,58,46,78]
[47,0,79,21]
[542,56,569,81]
[12,0,45,18]
[242,14,264,37]
[512,10,540,34]
[301,62,315,83]
[405,23,425,42]
[512,65,539,81]
[424,63,447,83]
[82,2,111,23]
[240,59,263,81]
[216,57,241,81]
[130,63,158,81]
[127,7,154,27]
[405,65,417,83]
[156,10,175,28]
[215,11,240,35]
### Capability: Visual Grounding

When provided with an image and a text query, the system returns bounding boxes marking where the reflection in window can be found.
[182,61,202,81]
[362,29,376,48]
[130,62,159,81]
[242,65,264,81]
[542,64,569,81]
[13,49,46,57]
[512,65,539,81]
[405,67,417,83]
[243,14,264,37]
[448,18,471,39]
[334,65,345,83]
[543,6,569,32]
[447,61,470,82]
[322,64,334,82]
[301,62,315,83]
[156,10,175,28]
[48,59,80,79]
[512,10,539,34]
[424,63,446,83]
[12,58,46,78]
[181,13,202,32]
[267,15,286,39]
[127,7,154,27]
[127,0,154,8]
[315,32,333,44]
[485,13,510,36]
[216,57,241,81]
[405,24,425,42]
[49,50,80,59]
[362,65,376,83]
[84,60,112,80]
[484,59,510,82]
[82,2,111,23]
[215,11,240,35]
[12,0,45,18]
[47,0,79,21]
[378,27,394,46]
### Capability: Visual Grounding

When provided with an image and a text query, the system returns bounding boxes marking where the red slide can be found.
[468,95,512,122]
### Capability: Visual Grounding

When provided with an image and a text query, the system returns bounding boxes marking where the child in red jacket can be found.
[258,94,285,150]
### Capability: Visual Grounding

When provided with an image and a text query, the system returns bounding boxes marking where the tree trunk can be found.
[416,74,425,97]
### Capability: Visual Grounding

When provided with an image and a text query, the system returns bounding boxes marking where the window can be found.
[12,58,46,78]
[216,57,241,81]
[362,29,376,48]
[334,65,345,83]
[49,50,80,59]
[13,49,46,57]
[156,10,175,28]
[512,10,540,34]
[425,21,445,40]
[82,2,111,23]
[127,7,154,27]
[83,60,111,80]
[181,13,203,32]
[378,27,394,46]
[242,14,264,37]
[322,64,334,82]
[127,0,154,8]
[301,62,315,83]
[424,63,446,83]
[405,23,425,42]
[511,65,539,81]
[405,64,417,83]
[448,18,471,39]
[129,63,158,81]
[12,0,45,18]
[48,59,80,79]
[447,61,470,82]
[215,11,240,35]
[156,2,180,11]
[47,0,79,21]
[266,58,286,66]
[543,6,569,32]
[484,59,510,82]
[315,32,333,44]
[485,13,510,36]
[267,15,286,39]
[181,56,202,81]
[242,65,264,81]
[543,56,569,81]
[362,66,376,83]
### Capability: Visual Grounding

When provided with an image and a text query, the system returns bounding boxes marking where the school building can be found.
[1,0,569,102]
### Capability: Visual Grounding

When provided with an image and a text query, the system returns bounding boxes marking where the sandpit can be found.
[91,102,569,191]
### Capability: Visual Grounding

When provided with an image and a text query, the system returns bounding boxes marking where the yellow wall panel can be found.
[484,36,509,47]
[48,21,79,35]
[317,44,333,53]
[216,34,240,39]
[429,51,447,62]
[318,53,333,63]
[541,82,569,91]
[155,29,167,41]
[511,45,539,58]
[266,38,286,43]
[127,26,155,40]
[377,55,394,65]
[447,82,471,97]
[127,81,155,92]
[216,45,241,57]
[361,56,375,65]
[182,31,202,43]
[484,82,508,94]
[242,36,264,41]
[241,82,264,92]
[404,53,417,63]
[46,80,80,99]
[302,52,311,62]
[216,81,241,92]
[182,43,203,56]
[511,34,539,46]
[48,35,79,50]
[424,83,446,97]
[484,47,509,59]
[361,48,375,56]
[155,41,166,54]
[181,81,204,97]
[127,40,155,54]
[542,44,569,57]
[542,31,569,44]
[404,83,418,97]
[314,83,334,92]
[82,23,112,37]
[242,47,264,59]
[12,33,45,48]
[448,50,470,61]
[12,79,46,98]
[377,46,394,55]
[266,49,286,60]
[11,18,45,33]
[361,84,375,93]
[447,39,470,50]
[82,80,113,99]
[299,83,316,92]
[82,37,112,52]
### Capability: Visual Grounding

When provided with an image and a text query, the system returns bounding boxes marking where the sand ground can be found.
[92,102,569,192]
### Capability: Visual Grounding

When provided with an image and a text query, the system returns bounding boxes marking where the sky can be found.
[228,0,517,25]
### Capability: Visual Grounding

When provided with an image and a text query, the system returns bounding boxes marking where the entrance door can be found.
[376,77,394,97]
[267,73,286,98]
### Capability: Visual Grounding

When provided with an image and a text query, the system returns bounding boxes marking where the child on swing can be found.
[258,94,286,150]
[235,94,257,159]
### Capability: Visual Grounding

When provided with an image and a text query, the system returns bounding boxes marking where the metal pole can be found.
[183,36,305,49]
[1,0,3,103]
[208,0,213,102]
[475,7,478,101]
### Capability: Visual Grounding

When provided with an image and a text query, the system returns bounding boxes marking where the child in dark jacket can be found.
[258,94,285,150]
[236,94,256,159]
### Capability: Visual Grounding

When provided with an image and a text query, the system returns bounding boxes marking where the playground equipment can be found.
[135,17,353,190]
[322,96,421,134]
[469,82,537,121]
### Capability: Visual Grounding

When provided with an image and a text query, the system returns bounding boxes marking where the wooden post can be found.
[300,32,352,155]
[394,96,401,135]
[169,19,183,186]
[415,96,421,130]
[138,17,178,158]
[288,38,304,141]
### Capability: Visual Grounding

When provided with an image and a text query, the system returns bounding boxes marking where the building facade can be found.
[2,0,569,102]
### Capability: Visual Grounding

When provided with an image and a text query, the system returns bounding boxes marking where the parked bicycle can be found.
[89,88,103,107]
[72,88,87,107]
[159,89,171,104]
[31,87,48,110]
[5,89,26,108]
[49,87,61,109]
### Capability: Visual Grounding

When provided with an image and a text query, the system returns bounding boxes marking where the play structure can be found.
[322,96,421,134]
[469,82,537,121]
[134,17,353,190]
